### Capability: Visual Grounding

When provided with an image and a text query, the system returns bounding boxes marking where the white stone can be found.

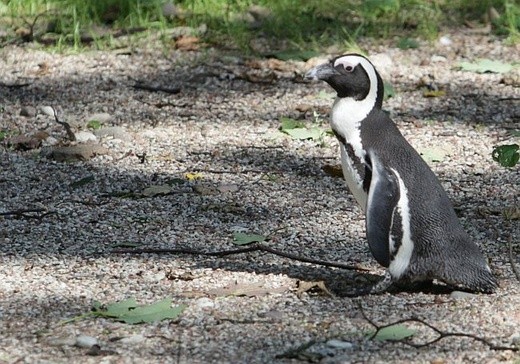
[75,335,98,348]
[326,339,354,349]
[74,131,98,143]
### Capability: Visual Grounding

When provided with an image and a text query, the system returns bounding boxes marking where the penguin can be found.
[305,54,498,294]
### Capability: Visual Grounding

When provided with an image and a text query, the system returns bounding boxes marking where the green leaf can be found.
[284,127,323,140]
[418,146,448,163]
[92,298,186,324]
[270,50,319,61]
[458,59,514,74]
[117,299,186,324]
[87,120,102,130]
[384,82,395,100]
[280,117,305,131]
[373,324,416,341]
[103,298,138,317]
[0,130,7,141]
[69,175,95,189]
[397,37,419,49]
[233,232,266,245]
[492,144,519,168]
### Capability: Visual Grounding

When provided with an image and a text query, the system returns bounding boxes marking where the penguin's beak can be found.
[305,63,337,81]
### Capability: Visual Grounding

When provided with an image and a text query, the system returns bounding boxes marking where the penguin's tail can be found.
[441,241,498,293]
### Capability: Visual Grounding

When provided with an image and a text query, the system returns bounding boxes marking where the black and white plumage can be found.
[306,54,497,293]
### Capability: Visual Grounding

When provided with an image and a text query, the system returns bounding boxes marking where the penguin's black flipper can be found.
[365,153,400,268]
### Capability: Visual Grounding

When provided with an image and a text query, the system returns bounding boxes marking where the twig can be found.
[50,106,75,141]
[112,243,368,272]
[358,302,518,351]
[0,208,55,220]
[132,82,181,94]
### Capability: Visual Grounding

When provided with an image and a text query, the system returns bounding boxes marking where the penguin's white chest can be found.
[331,97,374,211]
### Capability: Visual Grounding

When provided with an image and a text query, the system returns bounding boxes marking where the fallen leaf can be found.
[296,281,335,297]
[280,117,305,131]
[503,206,520,220]
[175,35,200,51]
[423,89,446,97]
[69,175,95,189]
[418,146,450,163]
[207,282,288,297]
[91,298,186,324]
[372,324,416,341]
[233,232,266,245]
[142,184,173,197]
[322,164,344,178]
[458,59,514,74]
[492,144,519,168]
[185,172,203,181]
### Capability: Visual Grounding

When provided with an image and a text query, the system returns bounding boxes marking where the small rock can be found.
[217,184,239,193]
[94,126,132,141]
[120,334,146,344]
[326,339,354,350]
[75,335,98,348]
[439,36,452,46]
[143,271,166,282]
[40,105,56,117]
[74,131,98,143]
[45,144,109,162]
[20,105,37,117]
[430,358,446,364]
[509,332,520,345]
[195,297,215,309]
[449,291,477,300]
[431,55,447,63]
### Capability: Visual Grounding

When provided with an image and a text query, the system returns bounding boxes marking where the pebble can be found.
[439,36,452,46]
[94,126,132,141]
[74,131,98,143]
[75,335,98,348]
[195,297,215,309]
[20,106,37,117]
[120,334,146,344]
[326,339,354,350]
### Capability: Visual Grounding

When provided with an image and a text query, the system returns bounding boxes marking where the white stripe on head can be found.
[330,55,379,175]
[388,168,414,279]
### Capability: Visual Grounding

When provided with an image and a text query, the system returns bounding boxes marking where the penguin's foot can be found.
[369,271,394,294]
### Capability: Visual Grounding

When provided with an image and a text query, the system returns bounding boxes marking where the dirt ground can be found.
[0,31,519,363]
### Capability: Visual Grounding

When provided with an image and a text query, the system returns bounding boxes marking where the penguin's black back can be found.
[360,108,496,291]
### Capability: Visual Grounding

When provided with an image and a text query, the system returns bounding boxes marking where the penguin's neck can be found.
[330,95,377,161]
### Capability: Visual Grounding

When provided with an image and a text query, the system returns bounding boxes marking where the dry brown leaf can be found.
[322,164,344,178]
[207,282,289,297]
[175,35,200,51]
[296,280,335,297]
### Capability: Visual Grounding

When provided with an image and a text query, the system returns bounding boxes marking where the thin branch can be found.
[358,302,518,352]
[132,82,181,94]
[50,106,75,141]
[111,243,368,272]
[0,208,55,220]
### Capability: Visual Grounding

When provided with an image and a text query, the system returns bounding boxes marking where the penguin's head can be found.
[305,54,384,109]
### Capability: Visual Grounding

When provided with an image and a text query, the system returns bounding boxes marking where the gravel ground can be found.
[0,31,519,363]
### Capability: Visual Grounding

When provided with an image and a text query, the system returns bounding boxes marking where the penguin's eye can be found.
[345,65,354,72]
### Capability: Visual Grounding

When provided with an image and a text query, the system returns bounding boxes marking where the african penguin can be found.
[305,54,498,294]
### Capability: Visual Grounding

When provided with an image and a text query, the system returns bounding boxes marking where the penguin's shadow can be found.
[192,256,457,297]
